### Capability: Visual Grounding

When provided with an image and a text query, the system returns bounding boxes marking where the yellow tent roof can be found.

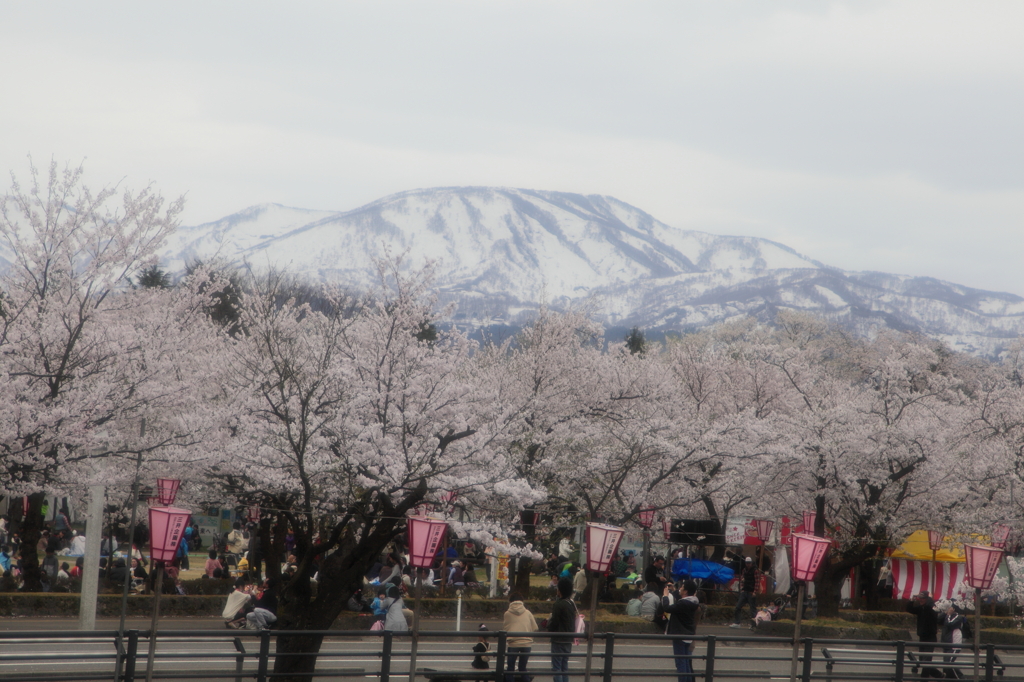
[889,530,965,563]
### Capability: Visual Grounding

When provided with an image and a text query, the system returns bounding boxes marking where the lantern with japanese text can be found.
[788,532,831,682]
[791,533,831,582]
[585,522,625,574]
[148,506,192,562]
[407,516,448,569]
[964,544,1004,590]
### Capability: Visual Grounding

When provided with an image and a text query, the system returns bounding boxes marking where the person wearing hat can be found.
[730,556,758,628]
[472,624,492,669]
[907,590,940,678]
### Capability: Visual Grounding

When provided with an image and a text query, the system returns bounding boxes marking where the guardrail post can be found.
[380,631,393,682]
[602,633,615,682]
[801,638,813,682]
[985,644,995,682]
[495,631,507,682]
[895,640,905,682]
[124,630,139,682]
[233,637,246,682]
[256,630,271,682]
[704,636,715,682]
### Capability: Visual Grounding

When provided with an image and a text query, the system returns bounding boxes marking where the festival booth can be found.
[888,530,968,600]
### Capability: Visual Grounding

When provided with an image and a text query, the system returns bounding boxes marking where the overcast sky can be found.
[2,1,1022,295]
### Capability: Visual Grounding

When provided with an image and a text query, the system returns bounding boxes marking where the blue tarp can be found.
[671,558,735,584]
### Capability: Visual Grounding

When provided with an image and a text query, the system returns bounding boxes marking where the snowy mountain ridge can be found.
[162,187,1024,357]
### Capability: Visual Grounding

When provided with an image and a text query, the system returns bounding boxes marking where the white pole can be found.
[456,591,462,631]
[78,485,105,630]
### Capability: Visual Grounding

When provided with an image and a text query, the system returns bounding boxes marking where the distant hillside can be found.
[162,187,1024,357]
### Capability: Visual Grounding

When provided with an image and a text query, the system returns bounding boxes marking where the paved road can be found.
[1,619,1021,682]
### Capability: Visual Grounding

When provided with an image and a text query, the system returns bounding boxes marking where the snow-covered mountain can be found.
[164,187,1024,357]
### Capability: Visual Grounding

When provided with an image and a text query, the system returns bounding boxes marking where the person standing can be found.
[730,557,758,628]
[503,591,539,682]
[226,522,248,557]
[906,591,940,678]
[571,565,587,600]
[941,604,967,680]
[547,577,576,682]
[663,580,701,682]
[644,556,668,594]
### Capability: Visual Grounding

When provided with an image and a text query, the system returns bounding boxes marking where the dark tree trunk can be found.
[272,503,423,680]
[19,493,46,591]
[513,508,536,595]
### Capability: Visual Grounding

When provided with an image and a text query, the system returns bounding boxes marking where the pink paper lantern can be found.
[407,516,448,569]
[754,518,775,544]
[248,505,260,523]
[156,478,181,506]
[802,510,817,535]
[585,522,626,574]
[148,506,192,562]
[638,506,656,530]
[992,524,1011,550]
[661,517,672,538]
[928,530,944,552]
[790,533,831,582]
[964,544,1004,590]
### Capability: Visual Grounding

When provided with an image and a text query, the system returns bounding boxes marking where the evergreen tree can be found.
[136,265,172,289]
[625,326,647,355]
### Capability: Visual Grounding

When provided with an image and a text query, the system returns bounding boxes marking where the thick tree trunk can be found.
[19,493,46,591]
[513,509,536,595]
[272,532,406,680]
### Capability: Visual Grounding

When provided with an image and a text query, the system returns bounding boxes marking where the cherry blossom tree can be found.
[0,158,202,588]
[210,260,533,680]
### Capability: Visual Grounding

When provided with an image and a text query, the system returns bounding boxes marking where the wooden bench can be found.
[822,646,1005,682]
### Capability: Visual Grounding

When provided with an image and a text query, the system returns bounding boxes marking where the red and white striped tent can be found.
[889,559,969,600]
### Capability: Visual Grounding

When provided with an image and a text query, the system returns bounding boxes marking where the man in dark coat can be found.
[547,577,576,682]
[731,556,758,627]
[906,590,940,678]
[663,579,701,682]
[644,556,668,593]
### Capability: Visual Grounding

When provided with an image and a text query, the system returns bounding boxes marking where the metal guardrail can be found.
[1,628,1024,682]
